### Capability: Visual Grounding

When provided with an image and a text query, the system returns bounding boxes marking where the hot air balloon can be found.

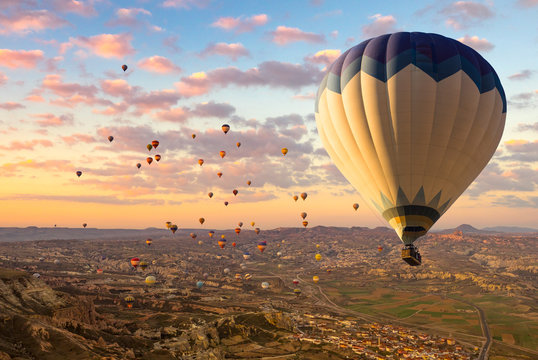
[190,233,197,239]
[152,260,157,265]
[139,261,148,270]
[315,253,322,261]
[313,276,319,283]
[208,192,213,198]
[300,193,307,200]
[353,203,359,211]
[294,288,302,296]
[238,222,243,227]
[218,238,227,248]
[146,144,152,151]
[147,157,153,164]
[257,241,267,253]
[235,227,241,235]
[198,240,203,245]
[232,242,236,247]
[166,221,172,229]
[76,171,82,177]
[170,224,178,234]
[300,212,307,219]
[222,124,230,134]
[281,148,288,155]
[155,154,161,161]
[196,280,204,289]
[255,228,260,235]
[276,251,282,257]
[293,195,298,202]
[243,252,251,260]
[224,201,229,206]
[203,272,209,278]
[131,257,140,269]
[219,150,226,158]
[315,32,506,266]
[244,273,252,281]
[199,218,205,225]
[108,136,114,142]
[221,234,226,239]
[316,244,320,249]
[54,259,60,264]
[145,275,156,285]
[293,279,299,286]
[261,282,269,289]
[247,180,251,186]
[208,230,215,238]
[216,172,223,179]
[124,295,134,308]
[82,223,87,228]
[198,159,204,166]
[136,163,141,169]
[121,64,128,71]
[146,238,152,246]
[192,134,196,139]
[235,273,242,281]
[251,222,255,227]
[223,268,230,274]
[240,263,247,270]
[378,246,383,253]
[151,140,159,149]
[236,142,241,148]
[302,221,308,228]
[96,269,103,275]
[232,189,238,196]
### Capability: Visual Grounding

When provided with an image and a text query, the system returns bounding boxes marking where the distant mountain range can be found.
[434,224,538,234]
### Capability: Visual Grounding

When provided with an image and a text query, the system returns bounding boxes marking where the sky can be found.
[0,0,536,230]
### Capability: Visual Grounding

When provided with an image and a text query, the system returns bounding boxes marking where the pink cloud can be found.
[0,9,69,34]
[162,0,210,8]
[0,101,25,110]
[0,139,53,151]
[362,14,398,38]
[106,7,151,27]
[441,1,494,30]
[69,33,135,59]
[504,139,538,153]
[137,55,181,73]
[101,79,133,97]
[292,92,316,100]
[0,72,7,85]
[49,0,98,17]
[130,89,180,114]
[32,113,74,127]
[0,49,44,69]
[25,94,45,102]
[199,42,250,61]
[516,0,538,7]
[508,70,533,81]
[0,159,73,175]
[155,107,190,123]
[61,133,97,145]
[42,74,97,97]
[270,26,325,45]
[458,35,494,52]
[91,102,129,116]
[304,49,341,67]
[211,14,268,33]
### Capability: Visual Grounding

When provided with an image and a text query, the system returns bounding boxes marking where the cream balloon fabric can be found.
[316,32,506,245]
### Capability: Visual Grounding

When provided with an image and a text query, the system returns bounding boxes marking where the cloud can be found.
[25,94,45,102]
[441,1,494,30]
[106,7,152,28]
[457,35,494,52]
[48,0,98,17]
[304,49,341,67]
[0,139,53,151]
[163,35,181,53]
[41,74,97,97]
[0,101,25,110]
[137,55,181,73]
[362,14,398,38]
[32,113,74,127]
[508,90,538,109]
[517,122,538,132]
[515,0,538,8]
[67,33,135,59]
[199,42,250,61]
[100,78,132,97]
[175,61,323,97]
[492,195,538,208]
[0,193,164,205]
[0,159,73,175]
[162,0,211,9]
[292,92,315,100]
[211,14,268,33]
[0,72,7,85]
[500,139,538,161]
[270,26,325,45]
[154,101,236,123]
[130,89,180,114]
[467,162,538,196]
[0,9,69,34]
[154,107,190,123]
[0,49,44,68]
[508,69,533,81]
[61,133,97,145]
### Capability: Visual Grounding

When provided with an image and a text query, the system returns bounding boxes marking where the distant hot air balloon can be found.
[198,240,203,245]
[170,224,178,234]
[219,150,226,158]
[315,253,322,261]
[294,288,302,296]
[292,279,299,286]
[235,273,241,281]
[353,203,359,211]
[166,221,172,229]
[124,295,134,308]
[208,231,215,238]
[302,221,308,228]
[145,275,156,285]
[189,233,196,239]
[222,124,230,134]
[276,251,282,257]
[131,257,140,269]
[76,171,82,177]
[146,238,152,246]
[221,234,226,239]
[196,280,204,289]
[217,172,223,178]
[224,201,229,206]
[146,157,153,164]
[293,195,298,202]
[313,276,319,283]
[236,142,241,148]
[208,192,213,198]
[218,238,227,248]
[261,282,269,289]
[257,241,267,253]
[83,223,87,228]
[139,261,148,270]
[199,218,205,225]
[232,189,238,196]
[192,134,196,139]
[316,32,506,266]
[316,244,320,249]
[198,159,204,166]
[108,136,114,142]
[251,222,255,227]
[146,144,152,151]
[223,268,230,275]
[121,64,128,71]
[96,269,103,275]
[235,227,241,235]
[378,246,383,253]
[151,140,159,149]
[244,273,252,281]
[300,193,307,200]
[281,148,288,155]
[300,212,307,219]
[243,252,251,260]
[136,163,141,169]
[255,228,260,235]
[238,222,243,227]
[232,242,236,247]
[247,180,251,186]
[155,154,161,161]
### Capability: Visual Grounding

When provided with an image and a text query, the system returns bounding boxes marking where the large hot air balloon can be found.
[145,275,156,285]
[130,257,140,269]
[124,295,134,308]
[222,124,230,134]
[146,238,152,246]
[76,171,82,177]
[108,136,114,142]
[151,140,159,149]
[219,150,226,158]
[315,32,506,266]
[353,203,359,211]
[257,241,267,253]
[147,157,153,164]
[281,148,288,155]
[139,261,148,270]
[199,218,205,225]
